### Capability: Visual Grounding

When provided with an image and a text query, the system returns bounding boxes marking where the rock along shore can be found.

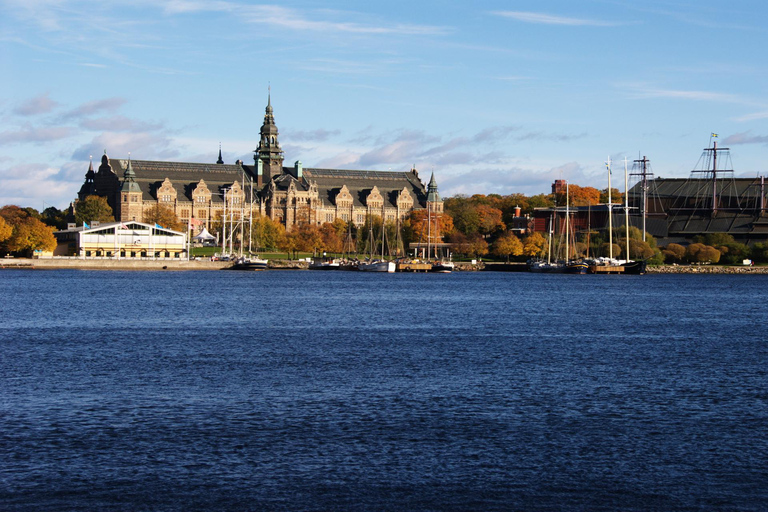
[647,264,768,274]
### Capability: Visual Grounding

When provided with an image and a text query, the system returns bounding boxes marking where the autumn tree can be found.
[294,223,324,255]
[686,243,720,263]
[320,222,343,254]
[662,243,686,263]
[143,204,184,231]
[555,184,600,207]
[475,205,505,237]
[250,215,285,251]
[0,216,12,243]
[407,210,454,245]
[491,232,524,262]
[0,205,56,256]
[74,195,114,225]
[522,231,547,258]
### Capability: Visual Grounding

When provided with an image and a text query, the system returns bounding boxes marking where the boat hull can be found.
[358,261,396,273]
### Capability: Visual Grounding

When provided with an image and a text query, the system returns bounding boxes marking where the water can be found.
[1,270,767,511]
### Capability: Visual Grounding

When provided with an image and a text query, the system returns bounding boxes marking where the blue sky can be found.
[1,0,767,209]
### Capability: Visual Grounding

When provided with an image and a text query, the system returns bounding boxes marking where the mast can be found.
[565,181,569,263]
[606,157,613,260]
[691,135,732,215]
[631,155,652,242]
[427,205,432,260]
[624,158,630,262]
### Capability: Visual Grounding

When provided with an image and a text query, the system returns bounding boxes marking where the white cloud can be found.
[492,11,619,27]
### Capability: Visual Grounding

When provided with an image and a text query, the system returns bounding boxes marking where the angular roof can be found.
[300,168,428,208]
[110,159,258,203]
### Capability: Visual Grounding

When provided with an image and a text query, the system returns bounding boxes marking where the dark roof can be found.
[302,168,428,208]
[110,159,258,202]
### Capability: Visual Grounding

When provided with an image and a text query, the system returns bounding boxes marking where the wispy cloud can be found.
[0,125,75,145]
[60,97,128,120]
[79,115,164,133]
[164,2,451,35]
[724,132,768,146]
[622,84,748,104]
[285,129,341,143]
[71,132,179,162]
[492,11,619,27]
[13,93,60,116]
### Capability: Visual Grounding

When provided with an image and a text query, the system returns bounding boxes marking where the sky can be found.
[1,0,767,210]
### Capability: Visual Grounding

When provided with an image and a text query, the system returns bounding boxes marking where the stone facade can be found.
[75,97,442,234]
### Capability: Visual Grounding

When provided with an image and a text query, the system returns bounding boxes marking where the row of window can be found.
[84,250,182,258]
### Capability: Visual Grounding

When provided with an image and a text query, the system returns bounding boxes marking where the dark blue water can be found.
[1,270,767,511]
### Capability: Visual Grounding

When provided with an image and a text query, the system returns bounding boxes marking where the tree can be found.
[320,222,343,254]
[599,188,623,205]
[294,223,324,254]
[491,232,524,262]
[74,195,114,225]
[685,243,720,264]
[0,206,56,256]
[475,205,505,236]
[250,215,285,251]
[445,196,480,236]
[143,204,184,231]
[555,184,600,207]
[522,232,547,258]
[0,216,12,243]
[407,210,454,245]
[41,206,68,230]
[662,243,686,263]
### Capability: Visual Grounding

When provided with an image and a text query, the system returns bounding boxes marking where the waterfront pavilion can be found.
[54,221,187,259]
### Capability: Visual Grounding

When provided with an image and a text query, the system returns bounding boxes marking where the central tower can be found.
[254,92,284,187]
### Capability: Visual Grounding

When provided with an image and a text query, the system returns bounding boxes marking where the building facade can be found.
[75,96,441,235]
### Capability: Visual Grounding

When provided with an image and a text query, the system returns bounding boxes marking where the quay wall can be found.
[2,258,229,270]
[647,265,768,274]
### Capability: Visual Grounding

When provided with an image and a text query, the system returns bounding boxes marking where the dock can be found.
[396,262,432,272]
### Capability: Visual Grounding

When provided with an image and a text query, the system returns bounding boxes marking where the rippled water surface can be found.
[1,269,767,511]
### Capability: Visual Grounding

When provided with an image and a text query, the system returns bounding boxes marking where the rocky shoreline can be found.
[647,264,768,274]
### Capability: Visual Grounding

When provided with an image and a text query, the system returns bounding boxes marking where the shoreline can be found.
[2,258,767,274]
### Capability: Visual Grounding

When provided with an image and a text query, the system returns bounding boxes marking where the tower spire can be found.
[217,143,224,164]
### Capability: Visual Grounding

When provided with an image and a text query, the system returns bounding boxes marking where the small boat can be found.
[358,259,396,273]
[230,256,268,271]
[587,257,646,274]
[528,259,565,273]
[565,261,589,274]
[431,260,454,273]
[309,258,341,270]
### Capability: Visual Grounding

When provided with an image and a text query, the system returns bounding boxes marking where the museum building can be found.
[75,96,441,234]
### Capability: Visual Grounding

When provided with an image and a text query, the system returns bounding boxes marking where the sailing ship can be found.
[230,255,268,271]
[587,157,646,275]
[528,181,587,273]
[358,216,395,272]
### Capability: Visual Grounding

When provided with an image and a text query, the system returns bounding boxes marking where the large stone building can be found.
[76,96,441,234]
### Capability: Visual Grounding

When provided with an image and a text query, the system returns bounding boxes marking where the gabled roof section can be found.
[109,159,258,202]
[302,168,427,208]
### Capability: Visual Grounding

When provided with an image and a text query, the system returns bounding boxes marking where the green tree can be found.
[74,195,114,225]
[42,206,68,230]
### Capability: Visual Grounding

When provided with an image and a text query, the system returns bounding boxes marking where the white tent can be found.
[193,228,216,245]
